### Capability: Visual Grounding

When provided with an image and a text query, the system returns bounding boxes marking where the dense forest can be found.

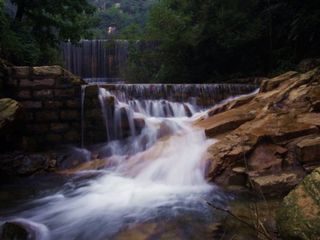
[127,0,320,83]
[1,0,320,82]
[88,0,155,38]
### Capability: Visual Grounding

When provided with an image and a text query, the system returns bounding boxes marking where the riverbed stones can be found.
[277,167,320,240]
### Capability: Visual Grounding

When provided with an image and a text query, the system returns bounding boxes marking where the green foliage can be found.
[127,0,320,83]
[89,0,155,39]
[0,0,95,65]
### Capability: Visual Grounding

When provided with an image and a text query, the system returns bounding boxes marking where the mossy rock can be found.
[0,98,23,131]
[277,167,320,240]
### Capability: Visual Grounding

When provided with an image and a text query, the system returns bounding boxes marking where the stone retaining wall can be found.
[4,66,83,149]
[83,85,108,146]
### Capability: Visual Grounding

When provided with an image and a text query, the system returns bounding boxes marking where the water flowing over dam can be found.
[61,40,128,80]
[1,79,258,239]
[82,83,257,145]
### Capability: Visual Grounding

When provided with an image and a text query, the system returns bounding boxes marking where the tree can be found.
[0,0,95,65]
[11,0,95,43]
[88,0,155,39]
[127,0,320,83]
[142,0,262,83]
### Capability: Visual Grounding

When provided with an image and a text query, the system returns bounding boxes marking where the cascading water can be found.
[61,40,128,82]
[0,86,258,240]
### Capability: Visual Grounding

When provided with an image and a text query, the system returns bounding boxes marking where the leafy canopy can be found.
[0,0,95,65]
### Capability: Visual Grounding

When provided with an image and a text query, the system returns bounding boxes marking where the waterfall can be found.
[98,83,257,105]
[2,84,259,240]
[61,40,128,81]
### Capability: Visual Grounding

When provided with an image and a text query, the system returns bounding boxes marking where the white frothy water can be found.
[3,88,258,239]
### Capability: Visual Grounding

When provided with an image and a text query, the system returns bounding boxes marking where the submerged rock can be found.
[277,167,320,240]
[1,219,49,240]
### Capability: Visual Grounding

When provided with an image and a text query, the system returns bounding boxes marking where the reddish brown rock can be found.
[199,67,320,196]
[250,171,303,197]
[260,71,299,93]
[296,137,320,164]
[248,144,287,172]
[199,108,256,138]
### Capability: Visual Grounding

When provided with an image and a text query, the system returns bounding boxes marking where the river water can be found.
[0,87,262,240]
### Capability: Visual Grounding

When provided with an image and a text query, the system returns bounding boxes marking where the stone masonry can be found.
[4,65,84,149]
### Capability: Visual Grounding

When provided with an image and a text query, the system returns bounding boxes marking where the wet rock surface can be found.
[198,67,320,196]
[1,219,49,240]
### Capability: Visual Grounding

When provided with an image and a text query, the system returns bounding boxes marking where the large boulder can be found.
[276,167,320,240]
[198,67,320,196]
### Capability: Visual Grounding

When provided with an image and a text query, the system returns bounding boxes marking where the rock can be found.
[0,152,54,176]
[56,148,91,170]
[0,98,23,131]
[295,137,320,164]
[0,98,24,151]
[58,158,109,175]
[1,222,29,240]
[250,171,303,197]
[201,108,256,138]
[183,103,193,117]
[207,94,256,117]
[297,58,320,73]
[157,120,180,139]
[248,144,287,172]
[260,71,299,93]
[12,66,30,78]
[1,219,49,240]
[32,65,62,76]
[227,167,248,186]
[202,67,320,194]
[134,117,146,134]
[311,100,320,112]
[277,168,320,240]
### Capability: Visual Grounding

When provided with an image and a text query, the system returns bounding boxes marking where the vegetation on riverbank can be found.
[0,0,95,65]
[1,0,320,82]
[126,0,320,83]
